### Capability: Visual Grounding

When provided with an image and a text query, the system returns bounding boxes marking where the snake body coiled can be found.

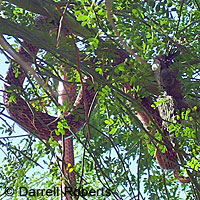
[2,15,130,199]
[2,12,192,200]
[4,40,96,139]
[3,16,97,198]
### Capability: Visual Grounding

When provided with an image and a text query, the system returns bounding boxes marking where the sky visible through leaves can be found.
[0,37,187,199]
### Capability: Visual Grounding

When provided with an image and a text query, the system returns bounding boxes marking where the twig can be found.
[62,123,123,199]
[162,170,170,200]
[194,0,200,10]
[105,0,147,65]
[146,159,153,198]
[177,151,200,193]
[0,140,44,169]
[89,124,136,199]
[0,134,29,139]
[137,140,142,200]
[176,0,184,33]
[79,145,86,188]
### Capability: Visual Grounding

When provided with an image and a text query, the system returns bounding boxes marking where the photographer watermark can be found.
[64,186,111,197]
[19,186,59,197]
[0,184,111,198]
[0,184,15,196]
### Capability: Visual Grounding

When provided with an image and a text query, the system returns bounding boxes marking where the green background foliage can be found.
[0,0,200,199]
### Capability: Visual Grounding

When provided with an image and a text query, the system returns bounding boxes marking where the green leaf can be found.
[110,127,117,134]
[77,14,88,21]
[132,9,139,17]
[97,9,104,15]
[105,119,114,125]
[55,129,60,136]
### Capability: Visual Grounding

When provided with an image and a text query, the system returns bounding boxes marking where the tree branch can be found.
[105,0,147,65]
[0,34,57,97]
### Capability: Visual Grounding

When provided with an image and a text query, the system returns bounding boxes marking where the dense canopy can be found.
[0,0,200,199]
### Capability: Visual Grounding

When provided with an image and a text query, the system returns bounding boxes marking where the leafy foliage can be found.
[0,0,200,199]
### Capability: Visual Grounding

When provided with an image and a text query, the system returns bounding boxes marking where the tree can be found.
[0,0,200,199]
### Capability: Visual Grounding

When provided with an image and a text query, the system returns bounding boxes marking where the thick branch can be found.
[0,34,57,97]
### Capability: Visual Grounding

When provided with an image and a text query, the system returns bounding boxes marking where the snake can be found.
[3,16,97,197]
[139,53,191,183]
[124,51,191,183]
[2,14,190,200]
[2,14,131,198]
